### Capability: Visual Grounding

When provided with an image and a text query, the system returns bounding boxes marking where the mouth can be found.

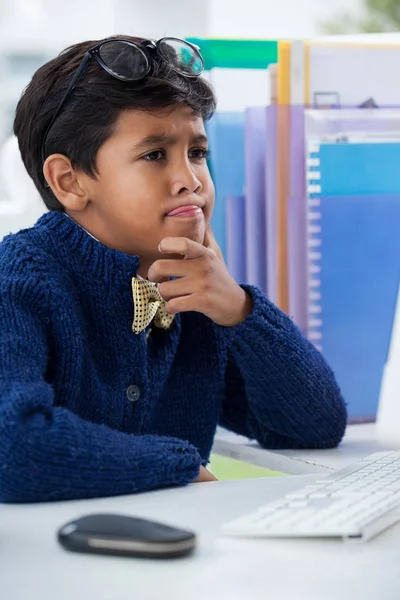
[165,205,204,219]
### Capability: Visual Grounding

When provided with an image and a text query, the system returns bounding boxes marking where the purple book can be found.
[287,104,308,333]
[244,107,267,294]
[265,105,278,303]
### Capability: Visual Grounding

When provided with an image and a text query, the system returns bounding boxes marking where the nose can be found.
[170,157,202,197]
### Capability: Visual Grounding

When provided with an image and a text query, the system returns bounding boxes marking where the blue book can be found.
[307,142,400,421]
[226,195,246,284]
[318,142,400,195]
[206,113,245,257]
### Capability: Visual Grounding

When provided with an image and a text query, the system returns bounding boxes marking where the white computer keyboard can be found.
[222,451,400,542]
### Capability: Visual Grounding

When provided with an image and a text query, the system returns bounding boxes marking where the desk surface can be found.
[213,423,391,474]
[2,474,400,600]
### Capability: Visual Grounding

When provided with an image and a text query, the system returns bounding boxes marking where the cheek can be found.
[199,165,214,196]
[99,159,160,195]
[204,180,215,222]
[102,169,162,218]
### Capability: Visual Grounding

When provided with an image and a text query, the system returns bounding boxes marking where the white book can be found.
[376,280,400,447]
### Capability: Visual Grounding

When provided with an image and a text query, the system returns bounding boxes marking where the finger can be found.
[165,294,202,315]
[148,259,192,284]
[204,470,218,482]
[159,237,208,260]
[158,277,194,301]
[194,466,218,482]
[148,257,206,283]
[203,226,224,261]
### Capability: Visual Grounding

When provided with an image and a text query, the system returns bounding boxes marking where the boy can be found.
[0,35,346,503]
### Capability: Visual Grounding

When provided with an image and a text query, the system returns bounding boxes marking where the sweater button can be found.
[126,385,141,402]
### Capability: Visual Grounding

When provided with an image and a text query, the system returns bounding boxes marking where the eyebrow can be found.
[132,133,209,152]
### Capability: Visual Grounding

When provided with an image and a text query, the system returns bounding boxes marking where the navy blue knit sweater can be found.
[0,212,347,502]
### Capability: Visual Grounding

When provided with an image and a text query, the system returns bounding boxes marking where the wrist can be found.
[222,288,253,327]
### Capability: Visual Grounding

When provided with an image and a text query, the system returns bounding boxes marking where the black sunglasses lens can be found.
[99,41,148,80]
[158,39,204,76]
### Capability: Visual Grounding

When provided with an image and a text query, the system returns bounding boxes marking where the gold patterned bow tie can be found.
[131,277,175,335]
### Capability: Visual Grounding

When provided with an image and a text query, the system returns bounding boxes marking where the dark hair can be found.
[14,35,216,211]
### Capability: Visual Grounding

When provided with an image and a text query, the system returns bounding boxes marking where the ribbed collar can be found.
[33,211,140,285]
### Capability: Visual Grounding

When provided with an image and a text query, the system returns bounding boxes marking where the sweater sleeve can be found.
[219,285,347,449]
[0,277,201,503]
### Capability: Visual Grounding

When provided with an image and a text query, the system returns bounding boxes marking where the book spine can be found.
[306,143,323,352]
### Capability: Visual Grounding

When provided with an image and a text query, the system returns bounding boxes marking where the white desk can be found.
[2,474,399,600]
[212,423,391,475]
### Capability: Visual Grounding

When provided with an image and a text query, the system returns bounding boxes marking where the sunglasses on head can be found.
[41,37,205,169]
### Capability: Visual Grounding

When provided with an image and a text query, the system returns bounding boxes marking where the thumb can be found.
[203,225,224,261]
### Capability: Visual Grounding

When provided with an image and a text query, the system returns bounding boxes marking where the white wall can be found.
[0,0,118,52]
[0,0,210,52]
[0,0,364,50]
[116,0,210,39]
[208,0,361,39]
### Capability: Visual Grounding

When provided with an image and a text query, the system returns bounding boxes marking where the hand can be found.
[147,227,253,327]
[193,466,218,483]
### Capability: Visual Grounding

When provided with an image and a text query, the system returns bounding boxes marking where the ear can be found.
[43,153,89,211]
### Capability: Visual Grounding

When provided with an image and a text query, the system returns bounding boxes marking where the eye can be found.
[189,148,210,160]
[142,150,165,161]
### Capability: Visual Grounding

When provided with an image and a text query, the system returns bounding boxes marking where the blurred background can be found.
[1,0,400,435]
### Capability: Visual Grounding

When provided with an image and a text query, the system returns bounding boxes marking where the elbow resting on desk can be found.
[223,285,348,450]
[221,382,347,452]
[259,368,347,451]
[221,292,348,451]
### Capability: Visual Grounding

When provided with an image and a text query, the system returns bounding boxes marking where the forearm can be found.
[0,382,201,503]
[221,286,347,449]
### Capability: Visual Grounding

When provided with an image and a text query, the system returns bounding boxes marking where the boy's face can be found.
[69,104,214,276]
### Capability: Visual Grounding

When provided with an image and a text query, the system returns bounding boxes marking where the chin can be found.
[190,227,207,246]
[168,221,206,245]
